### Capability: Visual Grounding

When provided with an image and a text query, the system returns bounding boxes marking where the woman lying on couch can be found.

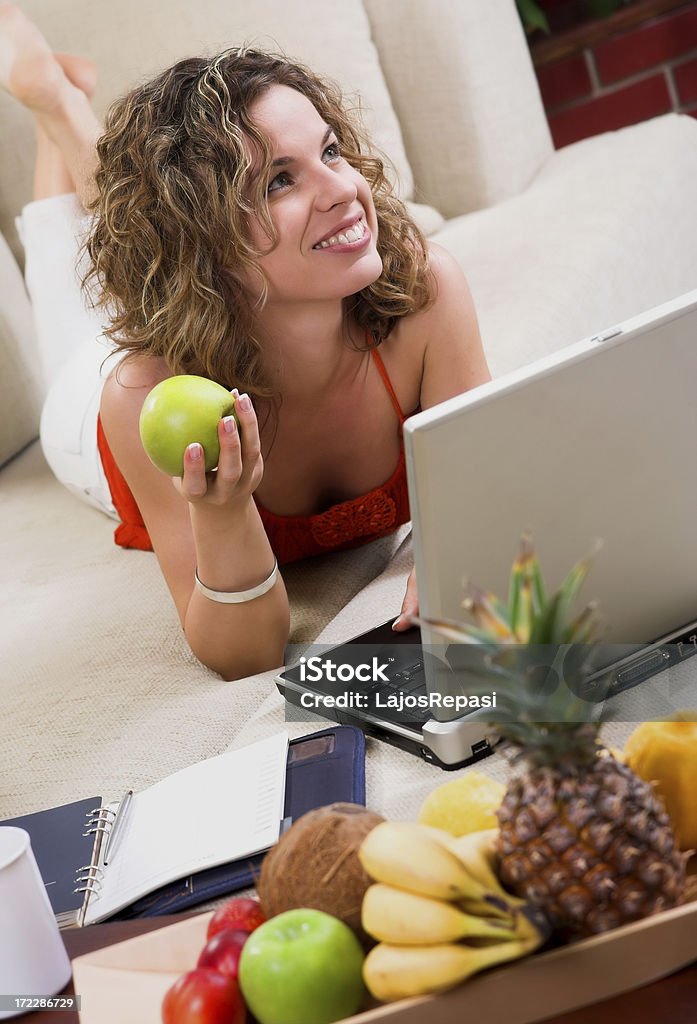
[0,3,489,679]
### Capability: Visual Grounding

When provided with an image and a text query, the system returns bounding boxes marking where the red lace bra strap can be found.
[370,343,406,425]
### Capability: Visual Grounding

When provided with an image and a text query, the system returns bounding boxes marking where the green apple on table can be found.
[139,374,237,475]
[238,908,366,1024]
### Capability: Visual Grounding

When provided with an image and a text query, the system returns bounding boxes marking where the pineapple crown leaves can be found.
[412,536,607,759]
[415,534,603,649]
[466,534,603,646]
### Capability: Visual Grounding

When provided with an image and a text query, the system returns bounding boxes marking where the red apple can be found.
[197,928,250,981]
[207,898,266,941]
[161,968,245,1024]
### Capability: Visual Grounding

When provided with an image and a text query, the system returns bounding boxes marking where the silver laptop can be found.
[277,289,697,768]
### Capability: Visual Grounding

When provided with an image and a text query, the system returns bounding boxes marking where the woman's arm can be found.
[419,241,491,408]
[100,366,290,680]
[392,241,491,630]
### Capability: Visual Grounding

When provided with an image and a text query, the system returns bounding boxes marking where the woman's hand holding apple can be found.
[175,391,264,514]
[138,374,264,514]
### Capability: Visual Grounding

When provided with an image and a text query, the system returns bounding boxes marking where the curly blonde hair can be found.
[83,47,434,398]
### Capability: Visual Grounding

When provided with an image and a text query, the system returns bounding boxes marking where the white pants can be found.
[18,193,120,517]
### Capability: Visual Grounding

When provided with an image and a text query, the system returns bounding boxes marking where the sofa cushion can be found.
[363,0,554,218]
[0,0,421,267]
[431,114,697,378]
[0,232,43,466]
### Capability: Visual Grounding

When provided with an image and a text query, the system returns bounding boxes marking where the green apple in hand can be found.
[138,375,236,475]
[238,908,365,1024]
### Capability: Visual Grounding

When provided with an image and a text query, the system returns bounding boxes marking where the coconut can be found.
[257,802,384,943]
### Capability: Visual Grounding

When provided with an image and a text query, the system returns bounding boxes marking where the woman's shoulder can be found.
[389,241,474,344]
[425,238,462,271]
[388,240,490,405]
[104,352,170,390]
[424,240,475,302]
[418,239,479,333]
[101,354,170,415]
[100,353,170,456]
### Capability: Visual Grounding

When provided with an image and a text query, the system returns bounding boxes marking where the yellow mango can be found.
[624,712,697,851]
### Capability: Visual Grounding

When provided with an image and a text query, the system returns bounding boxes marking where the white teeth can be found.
[314,217,365,249]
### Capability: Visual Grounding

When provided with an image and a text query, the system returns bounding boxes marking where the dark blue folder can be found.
[1,726,366,925]
[2,795,99,926]
[115,725,366,919]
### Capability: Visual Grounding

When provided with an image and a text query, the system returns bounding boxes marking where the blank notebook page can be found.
[86,731,288,923]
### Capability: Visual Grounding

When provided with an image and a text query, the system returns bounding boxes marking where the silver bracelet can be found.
[194,559,279,604]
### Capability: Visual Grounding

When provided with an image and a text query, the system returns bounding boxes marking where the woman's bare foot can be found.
[0,3,80,113]
[1,5,100,203]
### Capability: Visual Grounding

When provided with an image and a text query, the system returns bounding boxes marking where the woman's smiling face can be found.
[245,84,383,307]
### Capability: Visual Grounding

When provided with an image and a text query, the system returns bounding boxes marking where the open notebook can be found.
[0,732,287,926]
[74,731,289,925]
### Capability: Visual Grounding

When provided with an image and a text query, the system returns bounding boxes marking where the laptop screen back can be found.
[404,291,697,718]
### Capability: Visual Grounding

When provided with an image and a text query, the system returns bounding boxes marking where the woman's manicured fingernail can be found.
[223,415,237,433]
[188,442,203,461]
[238,393,252,412]
[391,616,403,631]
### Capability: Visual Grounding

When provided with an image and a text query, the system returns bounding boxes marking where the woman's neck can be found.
[256,300,366,401]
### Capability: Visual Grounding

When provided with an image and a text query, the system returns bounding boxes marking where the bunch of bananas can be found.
[358,821,548,1002]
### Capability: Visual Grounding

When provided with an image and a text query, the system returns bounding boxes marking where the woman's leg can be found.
[32,53,96,201]
[19,52,102,384]
[2,4,118,516]
[0,3,100,204]
[33,120,75,200]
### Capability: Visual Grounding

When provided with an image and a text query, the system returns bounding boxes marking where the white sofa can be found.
[2,0,697,826]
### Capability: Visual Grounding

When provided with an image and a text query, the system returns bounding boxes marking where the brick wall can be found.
[531,0,697,147]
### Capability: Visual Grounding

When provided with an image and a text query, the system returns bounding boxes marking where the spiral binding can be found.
[73,805,116,923]
[74,864,104,894]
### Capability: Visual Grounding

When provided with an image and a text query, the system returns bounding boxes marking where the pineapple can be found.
[421,537,686,940]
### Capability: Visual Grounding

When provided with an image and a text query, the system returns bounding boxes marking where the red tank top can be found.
[96,347,412,564]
